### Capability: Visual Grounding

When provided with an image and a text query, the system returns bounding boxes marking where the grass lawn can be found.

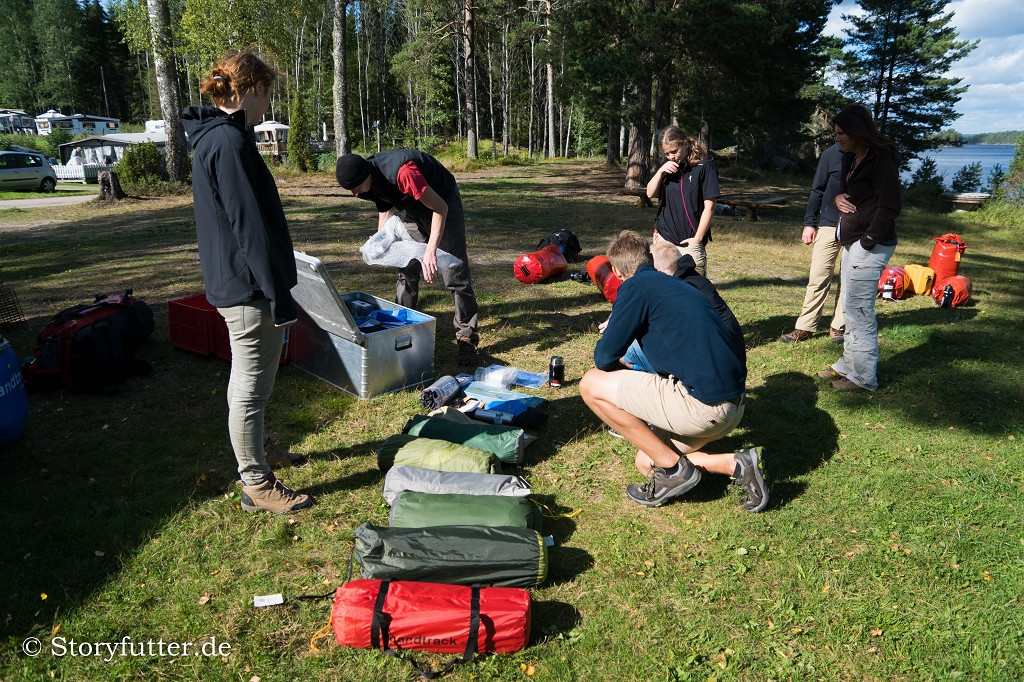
[0,186,96,200]
[0,159,1021,681]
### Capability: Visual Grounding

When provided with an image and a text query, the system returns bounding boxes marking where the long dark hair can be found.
[832,104,898,156]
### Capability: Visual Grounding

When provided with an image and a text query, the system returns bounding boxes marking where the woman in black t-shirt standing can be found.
[645,126,720,277]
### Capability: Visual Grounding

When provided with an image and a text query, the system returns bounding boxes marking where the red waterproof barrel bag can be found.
[586,255,622,302]
[514,244,568,284]
[932,275,972,308]
[928,233,967,292]
[877,265,910,300]
[332,579,531,655]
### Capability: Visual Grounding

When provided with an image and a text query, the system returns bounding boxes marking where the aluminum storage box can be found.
[289,251,435,399]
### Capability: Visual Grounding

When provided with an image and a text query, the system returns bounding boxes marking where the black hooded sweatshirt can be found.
[181,106,297,325]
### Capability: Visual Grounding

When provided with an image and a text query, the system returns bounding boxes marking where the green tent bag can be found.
[352,523,548,588]
[389,491,542,531]
[377,435,501,474]
[403,415,526,465]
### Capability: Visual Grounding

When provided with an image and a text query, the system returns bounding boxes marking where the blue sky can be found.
[825,0,1024,134]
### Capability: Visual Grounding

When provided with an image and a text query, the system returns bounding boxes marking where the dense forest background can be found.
[0,0,988,175]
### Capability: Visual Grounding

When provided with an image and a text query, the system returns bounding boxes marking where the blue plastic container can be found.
[0,336,29,447]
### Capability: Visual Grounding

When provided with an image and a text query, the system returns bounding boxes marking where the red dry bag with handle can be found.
[928,233,966,292]
[586,255,622,302]
[932,275,972,308]
[514,244,568,284]
[332,579,531,656]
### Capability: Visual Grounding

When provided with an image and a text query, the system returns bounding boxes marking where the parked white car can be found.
[0,150,58,192]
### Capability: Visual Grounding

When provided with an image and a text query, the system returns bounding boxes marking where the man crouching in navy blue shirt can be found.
[579,230,769,512]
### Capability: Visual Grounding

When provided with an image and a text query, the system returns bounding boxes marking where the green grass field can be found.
[1,160,1021,681]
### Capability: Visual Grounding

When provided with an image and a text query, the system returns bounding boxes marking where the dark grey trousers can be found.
[395,192,479,342]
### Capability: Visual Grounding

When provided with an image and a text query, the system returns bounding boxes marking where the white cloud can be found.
[824,0,1024,133]
[947,0,1024,40]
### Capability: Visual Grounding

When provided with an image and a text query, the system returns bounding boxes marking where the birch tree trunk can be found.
[463,0,477,158]
[357,8,367,147]
[146,0,188,182]
[332,0,350,154]
[544,0,556,158]
[528,34,535,159]
[486,33,496,157]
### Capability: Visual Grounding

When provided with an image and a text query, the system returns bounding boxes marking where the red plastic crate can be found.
[168,292,288,363]
[168,293,224,357]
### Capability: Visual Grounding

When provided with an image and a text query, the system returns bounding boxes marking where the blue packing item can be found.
[513,369,547,389]
[0,337,29,448]
[483,400,528,417]
[463,383,546,412]
[369,309,410,327]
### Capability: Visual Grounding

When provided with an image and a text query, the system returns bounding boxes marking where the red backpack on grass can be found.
[21,290,154,391]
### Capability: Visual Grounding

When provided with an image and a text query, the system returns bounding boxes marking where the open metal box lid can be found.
[290,251,365,346]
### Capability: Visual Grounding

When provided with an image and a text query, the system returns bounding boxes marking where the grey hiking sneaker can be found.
[264,437,308,468]
[732,447,769,513]
[625,460,701,507]
[240,476,314,515]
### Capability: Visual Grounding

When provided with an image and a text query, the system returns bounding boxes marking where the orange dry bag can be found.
[928,233,967,293]
[586,255,622,302]
[514,244,568,284]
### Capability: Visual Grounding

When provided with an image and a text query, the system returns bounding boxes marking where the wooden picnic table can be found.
[716,194,789,221]
[940,192,991,210]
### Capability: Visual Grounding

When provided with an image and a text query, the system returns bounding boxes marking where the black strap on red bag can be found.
[371,578,482,680]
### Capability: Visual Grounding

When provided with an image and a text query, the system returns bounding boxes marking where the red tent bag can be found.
[332,579,531,655]
[514,244,568,283]
[928,233,967,291]
[586,255,622,302]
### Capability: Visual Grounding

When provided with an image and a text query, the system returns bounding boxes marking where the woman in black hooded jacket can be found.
[181,51,312,515]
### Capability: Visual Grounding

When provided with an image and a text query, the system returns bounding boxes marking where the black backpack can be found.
[536,229,582,263]
[21,290,155,391]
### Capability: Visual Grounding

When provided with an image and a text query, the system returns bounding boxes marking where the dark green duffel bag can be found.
[352,523,547,588]
[403,415,526,465]
[389,491,542,531]
[377,434,500,474]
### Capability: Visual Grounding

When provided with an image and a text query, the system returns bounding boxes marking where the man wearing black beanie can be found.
[336,150,479,365]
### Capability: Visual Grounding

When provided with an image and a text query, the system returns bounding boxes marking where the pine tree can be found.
[839,0,976,163]
[0,0,40,111]
[288,89,314,172]
[34,0,88,112]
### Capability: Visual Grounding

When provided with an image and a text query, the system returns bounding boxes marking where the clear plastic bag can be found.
[473,365,518,389]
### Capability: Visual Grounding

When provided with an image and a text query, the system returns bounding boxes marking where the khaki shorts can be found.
[615,370,743,454]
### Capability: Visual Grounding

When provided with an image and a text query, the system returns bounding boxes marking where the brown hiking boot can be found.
[264,438,308,468]
[240,476,313,515]
[779,329,813,343]
[829,327,846,344]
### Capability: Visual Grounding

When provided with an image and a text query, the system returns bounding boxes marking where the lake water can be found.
[903,143,1016,188]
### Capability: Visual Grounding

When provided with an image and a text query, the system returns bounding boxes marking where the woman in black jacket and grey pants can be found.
[820,104,901,392]
[182,51,312,514]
